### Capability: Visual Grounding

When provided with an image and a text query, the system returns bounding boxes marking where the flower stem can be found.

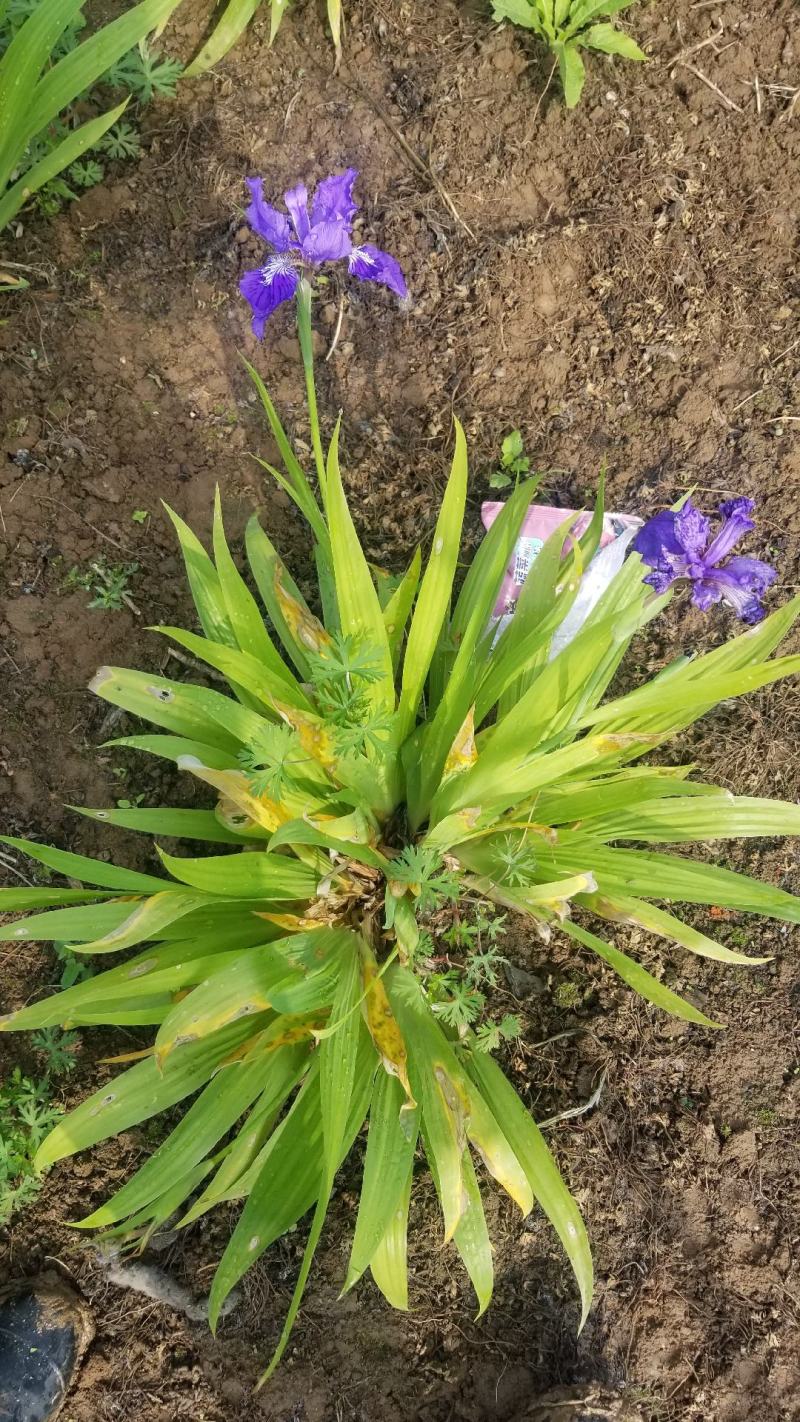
[295,279,327,500]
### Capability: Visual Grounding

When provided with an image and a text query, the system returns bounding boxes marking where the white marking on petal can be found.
[349,245,376,269]
[261,253,297,284]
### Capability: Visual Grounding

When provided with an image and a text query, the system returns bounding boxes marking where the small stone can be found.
[504,963,546,998]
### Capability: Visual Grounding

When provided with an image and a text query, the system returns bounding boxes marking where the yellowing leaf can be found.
[360,942,415,1109]
[274,564,331,655]
[273,702,338,774]
[522,873,598,919]
[592,731,664,755]
[177,758,291,834]
[430,1062,469,1241]
[98,1045,154,1065]
[255,911,327,933]
[463,1080,532,1217]
[443,706,477,779]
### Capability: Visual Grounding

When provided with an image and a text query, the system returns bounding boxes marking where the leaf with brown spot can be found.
[359,940,415,1110]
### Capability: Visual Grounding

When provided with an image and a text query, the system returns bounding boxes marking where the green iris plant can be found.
[2,321,799,1383]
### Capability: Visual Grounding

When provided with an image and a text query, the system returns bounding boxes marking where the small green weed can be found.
[70,159,105,190]
[492,0,646,108]
[0,945,91,1222]
[0,1070,62,1223]
[64,558,139,613]
[489,430,531,491]
[31,1027,80,1076]
[55,941,94,991]
[422,899,521,1052]
[100,123,143,162]
[104,41,183,104]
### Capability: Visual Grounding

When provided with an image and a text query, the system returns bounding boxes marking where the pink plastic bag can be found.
[481,502,641,619]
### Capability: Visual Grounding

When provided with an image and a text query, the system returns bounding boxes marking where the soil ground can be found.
[1,0,799,1418]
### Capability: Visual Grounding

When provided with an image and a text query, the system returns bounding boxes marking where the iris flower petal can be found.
[674,499,711,560]
[302,221,353,264]
[311,168,359,230]
[694,570,763,622]
[722,555,777,595]
[643,566,677,596]
[245,177,293,252]
[348,243,408,299]
[703,497,756,566]
[239,258,300,339]
[632,509,682,566]
[690,579,724,613]
[284,182,311,243]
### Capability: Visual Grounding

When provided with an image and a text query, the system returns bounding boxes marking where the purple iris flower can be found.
[633,496,777,623]
[239,169,408,338]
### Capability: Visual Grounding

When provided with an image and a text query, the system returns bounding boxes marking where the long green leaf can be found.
[21,0,184,147]
[105,734,239,771]
[73,805,252,845]
[151,624,305,713]
[79,1046,284,1222]
[208,1028,375,1330]
[478,512,578,719]
[89,667,247,752]
[451,1149,494,1318]
[212,488,305,688]
[35,1016,269,1170]
[398,422,468,743]
[531,768,720,825]
[383,548,422,671]
[369,1160,412,1310]
[557,42,585,108]
[242,360,329,551]
[73,889,222,955]
[562,919,721,1027]
[0,887,111,911]
[245,517,315,679]
[153,949,297,1063]
[259,948,370,1383]
[162,503,236,647]
[323,422,394,711]
[157,847,318,899]
[0,937,261,1033]
[343,1070,419,1292]
[574,795,800,843]
[548,841,800,923]
[0,101,128,232]
[464,1047,593,1329]
[414,477,541,816]
[582,892,772,966]
[385,966,467,1242]
[178,1057,311,1226]
[0,0,83,189]
[78,1037,307,1228]
[0,834,166,893]
[185,0,262,77]
[581,656,800,732]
